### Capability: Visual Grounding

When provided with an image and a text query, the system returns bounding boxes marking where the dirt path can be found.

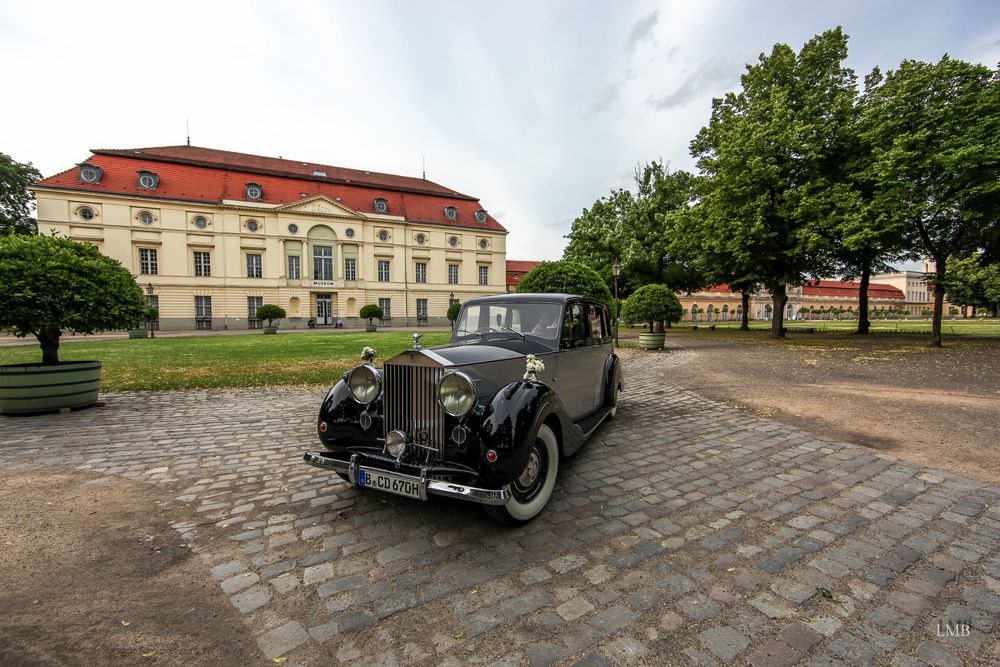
[0,470,256,666]
[659,331,1000,484]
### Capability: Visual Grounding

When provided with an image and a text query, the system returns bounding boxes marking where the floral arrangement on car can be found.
[360,346,376,363]
[523,354,545,381]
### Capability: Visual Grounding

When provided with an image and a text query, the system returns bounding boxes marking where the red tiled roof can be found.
[802,280,904,300]
[36,146,506,232]
[506,260,542,289]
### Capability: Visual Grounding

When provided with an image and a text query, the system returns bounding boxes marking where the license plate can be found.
[356,467,424,500]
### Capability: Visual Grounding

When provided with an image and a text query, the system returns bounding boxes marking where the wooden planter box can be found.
[0,361,102,415]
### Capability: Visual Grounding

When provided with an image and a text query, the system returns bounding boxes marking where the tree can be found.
[0,152,42,235]
[359,304,383,326]
[517,260,613,307]
[942,253,1000,317]
[256,304,286,327]
[690,28,857,339]
[0,234,149,364]
[447,301,462,323]
[862,56,1000,345]
[619,284,683,330]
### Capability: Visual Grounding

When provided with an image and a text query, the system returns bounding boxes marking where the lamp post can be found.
[612,261,621,348]
[145,283,155,338]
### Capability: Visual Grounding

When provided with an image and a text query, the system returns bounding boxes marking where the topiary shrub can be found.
[620,284,683,330]
[516,260,613,307]
[447,301,462,323]
[359,304,384,326]
[256,304,286,327]
[0,234,150,363]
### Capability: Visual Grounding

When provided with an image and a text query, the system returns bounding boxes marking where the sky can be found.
[2,0,999,265]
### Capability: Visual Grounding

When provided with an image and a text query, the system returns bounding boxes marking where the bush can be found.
[0,233,149,364]
[447,301,462,323]
[620,284,683,330]
[360,304,384,325]
[255,304,286,326]
[516,260,613,307]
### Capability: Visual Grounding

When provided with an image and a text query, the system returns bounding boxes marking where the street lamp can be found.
[145,283,155,339]
[612,261,621,348]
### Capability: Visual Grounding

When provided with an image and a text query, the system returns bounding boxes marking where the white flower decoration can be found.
[523,354,545,381]
[361,346,376,363]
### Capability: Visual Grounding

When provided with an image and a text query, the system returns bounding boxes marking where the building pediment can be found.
[276,196,363,219]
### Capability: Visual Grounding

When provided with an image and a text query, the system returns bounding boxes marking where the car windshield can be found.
[455,302,562,341]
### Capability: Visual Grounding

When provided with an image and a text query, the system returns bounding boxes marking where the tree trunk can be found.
[770,286,787,339]
[740,289,750,331]
[857,257,872,335]
[38,327,61,365]
[931,257,945,347]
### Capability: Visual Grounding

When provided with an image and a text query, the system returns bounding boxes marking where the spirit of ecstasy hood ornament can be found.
[412,333,424,351]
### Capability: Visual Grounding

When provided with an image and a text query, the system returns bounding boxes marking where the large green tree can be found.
[0,152,42,235]
[942,253,1000,317]
[862,56,1000,346]
[690,28,857,338]
[516,260,613,307]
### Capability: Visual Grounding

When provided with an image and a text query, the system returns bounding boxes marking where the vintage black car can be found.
[303,293,622,523]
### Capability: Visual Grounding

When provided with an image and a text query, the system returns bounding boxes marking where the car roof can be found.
[464,293,604,306]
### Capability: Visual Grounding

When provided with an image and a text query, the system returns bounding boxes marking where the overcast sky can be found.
[2,1,998,265]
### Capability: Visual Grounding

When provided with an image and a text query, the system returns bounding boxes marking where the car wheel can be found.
[486,423,559,525]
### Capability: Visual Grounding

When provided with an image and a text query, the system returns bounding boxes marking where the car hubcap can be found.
[512,442,547,503]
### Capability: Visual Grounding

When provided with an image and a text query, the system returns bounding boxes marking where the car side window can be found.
[561,302,588,348]
[587,304,607,343]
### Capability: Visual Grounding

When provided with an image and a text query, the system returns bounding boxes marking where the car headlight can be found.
[348,364,381,404]
[438,371,475,417]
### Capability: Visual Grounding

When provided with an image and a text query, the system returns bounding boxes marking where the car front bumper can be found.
[303,451,510,506]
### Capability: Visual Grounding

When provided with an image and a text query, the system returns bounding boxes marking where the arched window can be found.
[691,304,698,322]
[706,305,714,322]
[764,304,772,320]
[722,305,729,321]
[787,304,794,319]
[736,304,743,320]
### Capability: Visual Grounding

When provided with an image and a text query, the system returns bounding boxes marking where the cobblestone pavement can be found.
[2,346,998,666]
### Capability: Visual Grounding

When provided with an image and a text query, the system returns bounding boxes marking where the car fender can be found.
[476,380,573,486]
[603,352,623,407]
[317,376,384,449]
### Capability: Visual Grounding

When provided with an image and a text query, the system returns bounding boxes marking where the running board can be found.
[576,406,613,439]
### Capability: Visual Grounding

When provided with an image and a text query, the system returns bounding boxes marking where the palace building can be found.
[32,145,508,329]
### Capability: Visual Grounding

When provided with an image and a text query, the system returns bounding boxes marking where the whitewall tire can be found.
[486,423,559,524]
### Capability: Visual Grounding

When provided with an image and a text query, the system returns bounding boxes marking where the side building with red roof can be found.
[675,280,914,323]
[32,145,509,330]
[506,260,542,292]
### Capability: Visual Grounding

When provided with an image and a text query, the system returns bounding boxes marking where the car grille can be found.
[383,363,445,456]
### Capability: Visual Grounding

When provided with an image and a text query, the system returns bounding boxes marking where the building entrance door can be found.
[316,294,333,325]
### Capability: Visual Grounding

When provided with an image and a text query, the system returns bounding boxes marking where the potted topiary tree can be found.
[620,284,683,350]
[359,304,383,333]
[0,234,149,414]
[256,304,286,334]
[447,301,462,330]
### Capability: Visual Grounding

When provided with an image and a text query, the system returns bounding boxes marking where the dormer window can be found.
[246,182,263,200]
[78,163,103,184]
[475,209,488,223]
[137,170,159,190]
[444,206,457,220]
[373,197,388,213]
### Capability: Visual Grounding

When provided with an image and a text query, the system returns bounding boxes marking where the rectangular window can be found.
[416,298,428,317]
[378,297,391,319]
[378,260,390,282]
[313,245,333,281]
[195,296,212,330]
[247,296,263,329]
[479,265,489,286]
[448,264,459,284]
[415,262,427,283]
[139,248,158,275]
[287,255,301,280]
[246,253,262,278]
[193,251,211,277]
[344,257,357,281]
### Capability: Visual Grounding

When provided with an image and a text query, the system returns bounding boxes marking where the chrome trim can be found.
[384,363,445,456]
[421,349,453,366]
[347,364,382,405]
[303,451,509,506]
[436,370,476,417]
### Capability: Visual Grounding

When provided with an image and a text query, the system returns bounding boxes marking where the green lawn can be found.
[630,318,1000,336]
[0,332,452,391]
